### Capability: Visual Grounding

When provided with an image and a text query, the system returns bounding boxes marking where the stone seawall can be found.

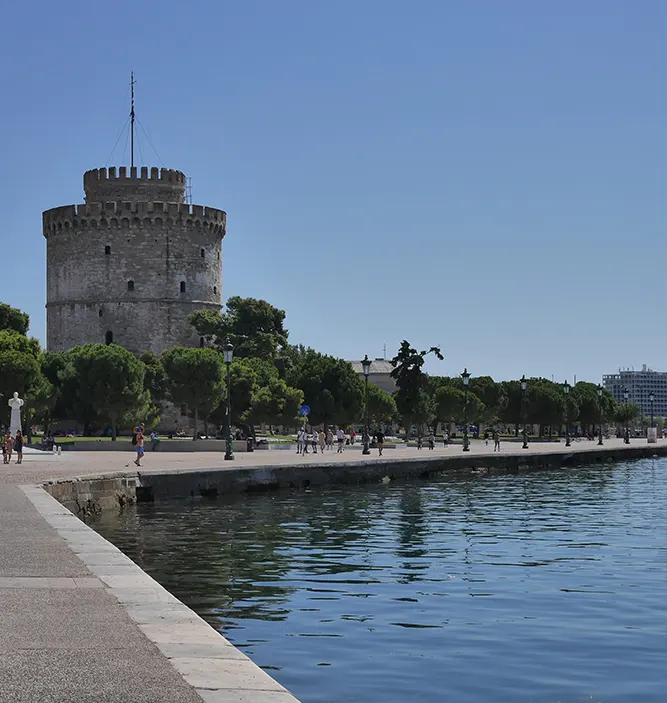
[43,443,667,512]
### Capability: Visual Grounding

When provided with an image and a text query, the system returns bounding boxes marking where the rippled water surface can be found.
[92,459,667,703]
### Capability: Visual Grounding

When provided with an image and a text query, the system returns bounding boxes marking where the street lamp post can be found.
[649,391,655,429]
[623,387,630,444]
[521,375,528,449]
[462,368,470,451]
[563,381,571,447]
[597,384,604,446]
[223,341,234,461]
[362,355,371,455]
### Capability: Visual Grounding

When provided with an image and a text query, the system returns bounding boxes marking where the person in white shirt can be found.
[336,428,345,453]
[296,429,304,454]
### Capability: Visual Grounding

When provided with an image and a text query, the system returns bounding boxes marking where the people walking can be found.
[296,428,304,454]
[336,428,345,453]
[311,429,319,454]
[4,432,13,464]
[443,430,449,448]
[349,428,356,445]
[428,431,435,450]
[493,429,501,452]
[417,434,423,450]
[376,429,384,456]
[318,429,326,453]
[133,425,145,467]
[14,430,23,464]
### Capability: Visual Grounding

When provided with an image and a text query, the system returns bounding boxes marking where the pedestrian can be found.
[336,428,345,453]
[443,430,449,448]
[296,428,304,454]
[302,427,310,454]
[14,430,23,464]
[133,425,145,467]
[376,429,385,456]
[311,429,319,454]
[428,431,435,450]
[417,434,423,450]
[349,428,356,445]
[150,430,160,451]
[4,432,13,464]
[493,429,501,452]
[318,429,326,454]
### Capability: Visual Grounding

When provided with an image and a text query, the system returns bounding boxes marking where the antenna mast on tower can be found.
[130,72,136,168]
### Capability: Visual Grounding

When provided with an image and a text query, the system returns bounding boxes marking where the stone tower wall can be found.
[43,171,226,355]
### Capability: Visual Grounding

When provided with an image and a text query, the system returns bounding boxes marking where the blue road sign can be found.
[299,404,310,417]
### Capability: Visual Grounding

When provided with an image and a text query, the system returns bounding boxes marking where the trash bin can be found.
[246,437,254,452]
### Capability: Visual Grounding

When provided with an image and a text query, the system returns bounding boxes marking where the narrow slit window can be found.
[180,281,186,293]
[105,245,111,255]
[213,286,217,295]
[105,331,113,345]
[127,280,134,292]
[199,337,205,347]
[200,248,205,258]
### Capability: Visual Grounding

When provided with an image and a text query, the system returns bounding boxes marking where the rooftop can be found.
[348,359,395,375]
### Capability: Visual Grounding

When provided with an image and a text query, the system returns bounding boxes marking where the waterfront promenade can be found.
[0,439,663,702]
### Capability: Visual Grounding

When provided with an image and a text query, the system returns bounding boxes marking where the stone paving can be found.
[1,437,658,485]
[0,438,662,701]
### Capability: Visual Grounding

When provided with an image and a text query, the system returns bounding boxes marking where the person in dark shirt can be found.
[376,430,385,456]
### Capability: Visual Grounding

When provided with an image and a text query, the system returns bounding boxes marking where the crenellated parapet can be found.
[43,201,226,238]
[84,166,187,204]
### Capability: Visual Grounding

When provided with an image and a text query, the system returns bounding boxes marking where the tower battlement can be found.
[84,166,186,204]
[43,201,226,237]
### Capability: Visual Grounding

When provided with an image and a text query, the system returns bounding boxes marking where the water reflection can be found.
[92,459,667,703]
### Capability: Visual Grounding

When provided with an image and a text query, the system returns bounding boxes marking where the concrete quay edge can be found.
[19,484,301,703]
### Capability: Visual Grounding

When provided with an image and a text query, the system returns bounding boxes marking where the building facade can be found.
[349,359,397,394]
[602,365,667,417]
[43,166,226,355]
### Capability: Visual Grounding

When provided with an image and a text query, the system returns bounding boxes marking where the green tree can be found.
[0,302,30,336]
[286,349,363,428]
[162,347,225,439]
[614,402,641,427]
[0,330,42,401]
[390,341,443,435]
[469,376,507,424]
[69,344,147,440]
[365,383,398,428]
[189,296,288,360]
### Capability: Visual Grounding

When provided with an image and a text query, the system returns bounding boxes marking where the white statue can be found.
[8,392,24,436]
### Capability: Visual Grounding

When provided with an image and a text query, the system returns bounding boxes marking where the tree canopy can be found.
[161,347,225,438]
[68,344,147,440]
[0,303,30,336]
[189,296,288,360]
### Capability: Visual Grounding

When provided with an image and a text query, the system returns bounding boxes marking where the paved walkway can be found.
[0,439,661,701]
[0,450,302,702]
[1,437,660,485]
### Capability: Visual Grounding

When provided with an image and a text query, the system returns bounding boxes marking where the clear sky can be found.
[0,0,664,383]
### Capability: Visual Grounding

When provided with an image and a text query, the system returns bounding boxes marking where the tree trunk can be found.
[204,417,209,440]
[193,408,199,440]
[111,414,117,441]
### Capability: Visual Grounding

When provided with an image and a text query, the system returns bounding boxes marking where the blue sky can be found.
[0,0,664,382]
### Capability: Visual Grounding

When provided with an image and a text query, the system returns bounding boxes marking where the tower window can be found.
[105,245,111,255]
[199,337,205,348]
[105,331,113,345]
[180,281,186,293]
[213,286,217,295]
[200,248,205,258]
[127,280,134,292]
[99,309,103,317]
